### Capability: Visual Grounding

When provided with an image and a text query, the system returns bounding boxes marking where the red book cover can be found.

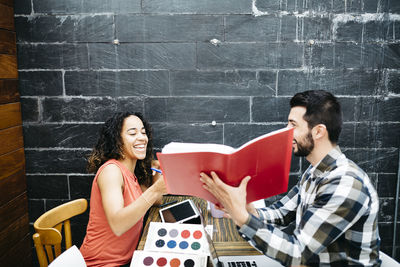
[157,127,293,204]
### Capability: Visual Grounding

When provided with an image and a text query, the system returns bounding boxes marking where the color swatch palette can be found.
[144,222,209,255]
[130,250,207,267]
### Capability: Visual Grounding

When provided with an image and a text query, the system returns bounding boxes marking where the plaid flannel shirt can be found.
[239,146,381,266]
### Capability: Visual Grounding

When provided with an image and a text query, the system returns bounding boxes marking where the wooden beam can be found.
[0,54,17,79]
[0,4,14,31]
[0,79,19,104]
[0,102,22,130]
[0,169,26,207]
[0,125,23,156]
[0,148,25,180]
[0,29,16,55]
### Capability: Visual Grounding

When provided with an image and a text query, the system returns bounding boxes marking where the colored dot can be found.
[158,228,167,237]
[155,239,165,248]
[169,229,178,238]
[157,257,167,266]
[170,258,181,267]
[184,259,195,267]
[191,241,201,250]
[193,230,202,239]
[179,241,189,249]
[143,256,154,266]
[167,240,177,248]
[181,230,190,239]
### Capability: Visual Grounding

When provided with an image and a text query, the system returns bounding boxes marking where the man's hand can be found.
[200,171,251,227]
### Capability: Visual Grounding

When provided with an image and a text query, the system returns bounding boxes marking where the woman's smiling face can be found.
[120,115,148,161]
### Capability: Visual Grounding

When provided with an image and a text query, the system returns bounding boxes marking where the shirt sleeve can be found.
[257,183,300,225]
[239,175,371,266]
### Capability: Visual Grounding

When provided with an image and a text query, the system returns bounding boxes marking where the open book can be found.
[157,127,293,204]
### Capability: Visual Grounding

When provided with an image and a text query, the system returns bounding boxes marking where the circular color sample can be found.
[156,257,167,266]
[191,241,201,250]
[181,230,190,239]
[169,229,178,238]
[179,241,189,249]
[167,240,177,248]
[170,258,181,267]
[143,256,154,266]
[155,239,165,248]
[184,259,195,267]
[193,230,203,239]
[158,228,167,237]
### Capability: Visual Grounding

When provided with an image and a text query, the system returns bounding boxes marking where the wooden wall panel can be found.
[0,126,23,155]
[0,213,29,256]
[0,54,17,78]
[0,193,28,232]
[0,169,26,207]
[0,79,19,104]
[0,29,16,54]
[0,148,25,180]
[0,234,31,267]
[0,4,14,31]
[0,102,22,130]
[0,0,13,7]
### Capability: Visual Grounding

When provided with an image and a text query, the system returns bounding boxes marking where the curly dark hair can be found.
[87,112,154,187]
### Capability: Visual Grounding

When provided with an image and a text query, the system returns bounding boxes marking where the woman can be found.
[80,112,166,267]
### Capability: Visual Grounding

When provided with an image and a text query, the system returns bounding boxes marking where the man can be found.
[200,90,380,266]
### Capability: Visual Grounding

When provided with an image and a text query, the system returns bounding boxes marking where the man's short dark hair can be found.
[290,90,342,144]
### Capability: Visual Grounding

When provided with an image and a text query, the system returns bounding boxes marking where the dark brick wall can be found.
[14,0,400,263]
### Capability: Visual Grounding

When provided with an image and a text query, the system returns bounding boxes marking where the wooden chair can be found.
[33,198,88,267]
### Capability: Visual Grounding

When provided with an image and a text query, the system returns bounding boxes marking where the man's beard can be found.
[294,131,314,157]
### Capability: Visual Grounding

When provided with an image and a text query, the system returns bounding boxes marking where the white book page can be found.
[161,142,234,154]
[234,127,290,152]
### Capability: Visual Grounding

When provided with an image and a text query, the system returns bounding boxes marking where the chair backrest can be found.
[33,198,88,267]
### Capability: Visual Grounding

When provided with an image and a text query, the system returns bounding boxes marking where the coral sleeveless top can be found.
[80,159,144,267]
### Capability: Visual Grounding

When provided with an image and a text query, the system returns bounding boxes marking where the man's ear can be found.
[312,124,327,140]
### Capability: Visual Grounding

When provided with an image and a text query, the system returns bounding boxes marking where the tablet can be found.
[159,199,201,224]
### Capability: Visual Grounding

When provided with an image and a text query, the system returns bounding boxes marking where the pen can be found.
[160,200,177,208]
[151,167,162,174]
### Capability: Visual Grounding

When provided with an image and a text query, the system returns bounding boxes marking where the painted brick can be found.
[65,70,170,96]
[88,43,196,70]
[277,70,309,96]
[225,15,280,42]
[280,16,297,41]
[197,42,276,69]
[304,0,333,12]
[20,98,39,122]
[344,148,399,173]
[19,71,63,96]
[145,97,250,123]
[334,43,362,68]
[32,0,141,13]
[142,0,251,14]
[254,0,281,12]
[15,15,113,43]
[17,44,89,70]
[25,149,89,173]
[151,123,223,149]
[364,21,393,42]
[170,70,274,96]
[362,44,384,69]
[70,175,93,199]
[387,70,400,94]
[378,174,398,198]
[252,97,291,122]
[335,21,363,42]
[116,15,224,42]
[42,97,144,122]
[23,124,101,148]
[307,43,334,68]
[14,0,31,14]
[389,0,400,13]
[383,44,400,69]
[27,175,69,199]
[301,16,332,41]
